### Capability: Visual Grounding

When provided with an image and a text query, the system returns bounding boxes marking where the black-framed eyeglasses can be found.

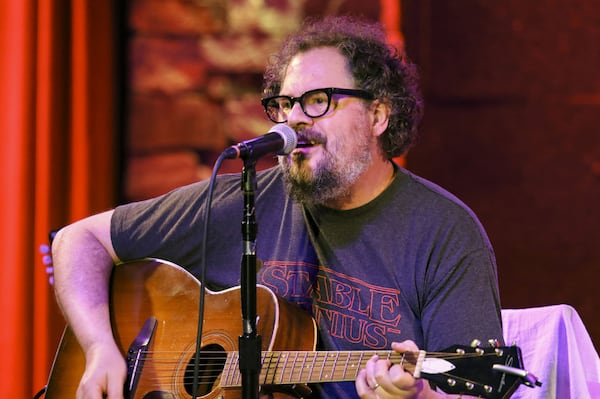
[261,87,375,123]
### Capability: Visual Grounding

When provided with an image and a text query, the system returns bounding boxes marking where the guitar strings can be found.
[124,349,503,391]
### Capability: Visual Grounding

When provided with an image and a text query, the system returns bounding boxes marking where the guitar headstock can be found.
[420,342,540,399]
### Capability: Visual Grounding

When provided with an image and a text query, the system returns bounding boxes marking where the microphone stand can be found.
[239,156,262,399]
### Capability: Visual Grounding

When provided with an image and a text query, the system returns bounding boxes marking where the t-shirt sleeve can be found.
[421,245,504,351]
[110,181,212,267]
[402,171,505,351]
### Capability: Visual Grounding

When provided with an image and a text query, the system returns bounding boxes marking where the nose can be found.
[286,99,312,127]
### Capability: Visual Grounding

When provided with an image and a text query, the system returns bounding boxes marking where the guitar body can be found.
[44,259,539,399]
[45,259,317,399]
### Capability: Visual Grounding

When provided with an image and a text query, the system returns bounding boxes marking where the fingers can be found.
[356,341,426,398]
[77,344,127,399]
[356,355,391,398]
[77,368,126,399]
[391,339,419,353]
[368,354,391,391]
[357,354,414,398]
[355,368,376,398]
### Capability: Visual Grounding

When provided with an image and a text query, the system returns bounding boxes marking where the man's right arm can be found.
[52,210,127,399]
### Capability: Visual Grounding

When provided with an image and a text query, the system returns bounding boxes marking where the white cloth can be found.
[502,304,600,399]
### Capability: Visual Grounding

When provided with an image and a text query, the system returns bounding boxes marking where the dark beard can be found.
[280,152,350,205]
[286,167,341,205]
[278,125,373,205]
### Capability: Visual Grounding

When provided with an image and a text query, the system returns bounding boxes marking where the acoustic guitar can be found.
[44,259,540,398]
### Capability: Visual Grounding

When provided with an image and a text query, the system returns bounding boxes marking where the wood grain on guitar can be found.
[44,259,540,399]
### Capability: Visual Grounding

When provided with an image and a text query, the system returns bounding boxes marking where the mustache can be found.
[296,128,326,146]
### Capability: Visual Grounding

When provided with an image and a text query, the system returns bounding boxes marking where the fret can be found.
[358,352,366,379]
[274,352,284,384]
[318,353,327,381]
[289,351,300,383]
[223,352,234,385]
[233,352,241,385]
[262,352,273,385]
[351,351,363,379]
[299,351,308,382]
[279,352,289,384]
[309,351,317,382]
[330,352,339,380]
[342,351,350,380]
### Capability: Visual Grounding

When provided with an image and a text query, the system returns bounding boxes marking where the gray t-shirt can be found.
[111,165,503,398]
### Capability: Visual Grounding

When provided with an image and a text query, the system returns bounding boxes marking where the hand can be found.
[76,342,127,399]
[356,340,439,399]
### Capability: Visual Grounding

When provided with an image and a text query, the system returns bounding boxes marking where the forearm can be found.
[52,210,120,353]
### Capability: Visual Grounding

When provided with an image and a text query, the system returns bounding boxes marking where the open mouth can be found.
[296,139,318,148]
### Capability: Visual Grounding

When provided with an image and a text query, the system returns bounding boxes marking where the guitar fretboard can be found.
[220,350,418,387]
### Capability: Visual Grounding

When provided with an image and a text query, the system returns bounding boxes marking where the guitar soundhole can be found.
[183,344,226,396]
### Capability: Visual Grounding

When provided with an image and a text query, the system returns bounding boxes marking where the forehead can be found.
[280,47,354,96]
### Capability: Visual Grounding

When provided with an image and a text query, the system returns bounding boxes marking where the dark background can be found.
[401,1,599,345]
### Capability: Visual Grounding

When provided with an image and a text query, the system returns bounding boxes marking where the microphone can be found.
[223,124,297,160]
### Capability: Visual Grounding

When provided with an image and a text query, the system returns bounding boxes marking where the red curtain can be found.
[0,1,119,396]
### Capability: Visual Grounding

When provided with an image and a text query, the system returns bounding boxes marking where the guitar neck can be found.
[221,350,421,386]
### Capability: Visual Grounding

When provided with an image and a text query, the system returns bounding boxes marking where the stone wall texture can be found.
[125,0,381,201]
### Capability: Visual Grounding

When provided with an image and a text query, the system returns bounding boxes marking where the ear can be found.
[371,99,391,138]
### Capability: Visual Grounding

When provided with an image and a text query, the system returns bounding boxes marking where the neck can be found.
[323,159,395,210]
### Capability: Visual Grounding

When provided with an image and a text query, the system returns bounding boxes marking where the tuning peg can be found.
[470,339,481,348]
[488,338,500,347]
[492,364,543,388]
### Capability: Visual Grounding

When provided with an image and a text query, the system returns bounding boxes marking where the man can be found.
[52,15,503,399]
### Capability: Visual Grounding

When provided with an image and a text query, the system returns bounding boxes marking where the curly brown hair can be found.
[263,15,424,158]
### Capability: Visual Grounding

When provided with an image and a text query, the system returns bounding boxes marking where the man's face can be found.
[278,47,378,205]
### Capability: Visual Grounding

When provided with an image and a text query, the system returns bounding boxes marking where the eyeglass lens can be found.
[265,89,331,123]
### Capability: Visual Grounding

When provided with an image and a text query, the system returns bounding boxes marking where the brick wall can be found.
[124,0,382,201]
